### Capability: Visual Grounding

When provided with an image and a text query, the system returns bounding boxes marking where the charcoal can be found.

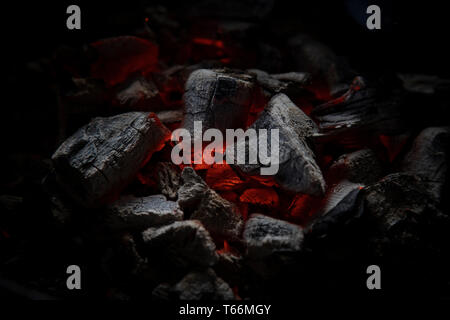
[306,180,364,239]
[52,112,171,206]
[231,93,326,196]
[327,149,383,185]
[401,127,450,200]
[398,73,450,95]
[247,69,311,98]
[205,164,244,191]
[178,167,244,241]
[364,173,450,253]
[106,194,183,231]
[288,34,354,87]
[154,268,235,300]
[243,214,304,260]
[239,188,279,209]
[141,220,218,268]
[312,77,406,145]
[114,76,159,109]
[215,250,243,285]
[155,162,181,200]
[154,109,184,125]
[271,72,311,84]
[183,69,255,136]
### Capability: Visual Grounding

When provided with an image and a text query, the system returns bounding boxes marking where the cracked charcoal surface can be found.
[52,112,171,206]
[107,194,183,231]
[230,93,326,196]
[141,220,218,268]
[243,214,304,259]
[178,167,244,241]
[182,69,255,136]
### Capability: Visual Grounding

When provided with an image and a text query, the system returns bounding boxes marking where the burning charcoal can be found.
[52,112,171,206]
[114,76,159,110]
[239,188,279,210]
[288,34,354,88]
[153,268,235,300]
[183,69,255,135]
[312,77,406,146]
[231,93,326,196]
[327,149,383,185]
[205,164,244,191]
[141,220,218,268]
[106,194,183,231]
[90,36,158,86]
[243,214,304,276]
[178,167,244,241]
[401,127,450,200]
[364,173,450,253]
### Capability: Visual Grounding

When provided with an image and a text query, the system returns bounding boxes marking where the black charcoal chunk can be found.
[364,173,450,253]
[306,180,364,239]
[401,127,450,200]
[107,194,183,231]
[230,93,326,196]
[141,220,218,268]
[52,112,170,206]
[178,167,243,241]
[312,77,405,145]
[327,149,383,185]
[171,269,236,300]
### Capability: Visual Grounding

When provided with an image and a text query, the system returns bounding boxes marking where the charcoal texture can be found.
[327,149,383,185]
[401,127,450,200]
[230,93,326,196]
[107,194,183,231]
[52,112,171,206]
[364,173,450,254]
[312,77,405,145]
[183,69,255,136]
[178,167,243,241]
[141,220,218,268]
[169,268,235,300]
[243,214,304,259]
[155,162,181,200]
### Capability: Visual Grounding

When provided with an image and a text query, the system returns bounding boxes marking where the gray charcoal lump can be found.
[162,268,236,300]
[141,220,218,268]
[52,112,171,206]
[230,93,326,196]
[243,214,304,260]
[178,167,243,241]
[106,194,183,231]
[183,69,255,136]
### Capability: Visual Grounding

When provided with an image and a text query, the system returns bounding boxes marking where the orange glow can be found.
[192,37,225,49]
